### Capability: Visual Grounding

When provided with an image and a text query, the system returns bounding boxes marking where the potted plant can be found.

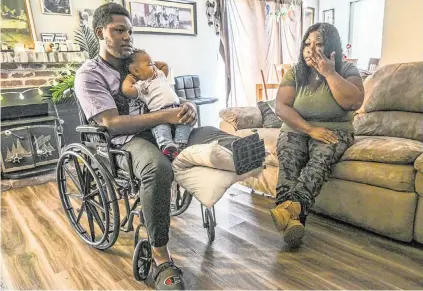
[45,25,99,145]
[47,25,99,104]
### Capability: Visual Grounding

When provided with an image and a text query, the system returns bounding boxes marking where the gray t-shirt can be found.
[74,57,145,145]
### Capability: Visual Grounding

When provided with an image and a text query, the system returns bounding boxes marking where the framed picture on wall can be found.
[1,0,37,48]
[40,33,67,42]
[78,8,95,29]
[41,0,72,16]
[302,7,315,35]
[40,33,55,42]
[323,9,335,25]
[124,0,197,36]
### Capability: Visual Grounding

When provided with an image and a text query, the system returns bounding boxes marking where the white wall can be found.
[318,0,352,47]
[303,0,319,22]
[28,0,221,127]
[132,2,220,127]
[380,0,423,65]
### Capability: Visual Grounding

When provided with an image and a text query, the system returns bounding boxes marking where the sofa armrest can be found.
[219,107,263,131]
[220,120,237,134]
[415,154,423,173]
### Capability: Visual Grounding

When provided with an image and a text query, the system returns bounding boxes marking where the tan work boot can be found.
[270,201,305,246]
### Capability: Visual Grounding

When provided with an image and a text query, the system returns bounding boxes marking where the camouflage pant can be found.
[275,130,354,214]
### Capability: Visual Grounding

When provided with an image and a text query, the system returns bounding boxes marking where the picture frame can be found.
[41,0,72,16]
[302,7,315,35]
[54,33,68,42]
[1,0,37,48]
[78,8,95,29]
[124,0,197,36]
[323,8,335,25]
[40,33,55,42]
[40,33,68,42]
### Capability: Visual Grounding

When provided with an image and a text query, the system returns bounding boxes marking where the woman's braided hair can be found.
[295,23,343,87]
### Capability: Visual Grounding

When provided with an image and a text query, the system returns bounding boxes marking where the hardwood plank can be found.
[1,182,423,290]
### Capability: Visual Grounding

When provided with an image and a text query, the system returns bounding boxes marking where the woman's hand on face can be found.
[309,50,336,78]
[307,127,338,144]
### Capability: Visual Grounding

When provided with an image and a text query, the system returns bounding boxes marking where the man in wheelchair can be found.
[73,3,262,290]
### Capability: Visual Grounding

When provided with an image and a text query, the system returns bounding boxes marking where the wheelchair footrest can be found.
[231,133,266,175]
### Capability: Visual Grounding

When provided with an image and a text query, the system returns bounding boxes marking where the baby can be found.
[122,49,193,161]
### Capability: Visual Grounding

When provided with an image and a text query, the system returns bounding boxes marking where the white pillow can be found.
[172,142,262,208]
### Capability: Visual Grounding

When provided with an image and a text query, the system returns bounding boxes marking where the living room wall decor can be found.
[0,0,37,48]
[124,0,197,36]
[41,0,72,16]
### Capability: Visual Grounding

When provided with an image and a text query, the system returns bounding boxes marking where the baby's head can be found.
[124,49,154,80]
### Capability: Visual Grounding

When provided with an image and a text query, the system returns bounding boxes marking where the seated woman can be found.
[270,23,364,247]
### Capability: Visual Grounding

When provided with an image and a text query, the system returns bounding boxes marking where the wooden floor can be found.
[1,182,423,290]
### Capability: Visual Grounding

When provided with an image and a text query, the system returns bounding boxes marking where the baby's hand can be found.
[125,74,137,84]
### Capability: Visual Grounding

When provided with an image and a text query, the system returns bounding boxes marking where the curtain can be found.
[280,3,302,65]
[208,0,302,107]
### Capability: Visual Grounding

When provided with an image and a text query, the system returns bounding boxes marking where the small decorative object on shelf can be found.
[1,43,12,52]
[346,43,352,58]
[13,43,25,53]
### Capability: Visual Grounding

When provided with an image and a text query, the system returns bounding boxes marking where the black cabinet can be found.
[1,116,61,179]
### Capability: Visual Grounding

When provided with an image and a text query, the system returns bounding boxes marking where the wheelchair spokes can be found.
[57,144,120,250]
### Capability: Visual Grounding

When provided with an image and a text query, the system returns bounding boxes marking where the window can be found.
[348,0,385,70]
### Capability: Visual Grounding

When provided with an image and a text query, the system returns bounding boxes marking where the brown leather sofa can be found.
[219,62,423,243]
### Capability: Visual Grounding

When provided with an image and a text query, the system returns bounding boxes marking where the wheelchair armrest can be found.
[76,125,108,133]
[76,125,113,148]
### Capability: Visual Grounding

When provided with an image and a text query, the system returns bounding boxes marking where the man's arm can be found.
[75,70,192,136]
[154,61,169,77]
[92,108,183,136]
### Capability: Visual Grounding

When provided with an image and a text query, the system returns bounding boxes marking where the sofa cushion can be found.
[219,107,263,130]
[413,197,423,243]
[341,136,423,164]
[332,161,416,192]
[257,100,283,128]
[315,179,418,242]
[415,154,423,173]
[235,128,279,167]
[358,62,423,114]
[416,172,423,197]
[354,111,423,142]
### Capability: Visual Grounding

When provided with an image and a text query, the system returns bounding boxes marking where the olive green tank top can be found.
[280,62,361,134]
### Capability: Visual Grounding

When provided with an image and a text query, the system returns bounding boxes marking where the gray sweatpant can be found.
[275,130,354,215]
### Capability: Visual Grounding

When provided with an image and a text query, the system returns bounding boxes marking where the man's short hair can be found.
[92,3,131,33]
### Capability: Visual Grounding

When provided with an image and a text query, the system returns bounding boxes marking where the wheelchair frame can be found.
[55,89,220,282]
[56,89,265,282]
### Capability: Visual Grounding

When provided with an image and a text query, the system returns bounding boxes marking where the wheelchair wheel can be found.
[170,181,193,217]
[132,239,152,281]
[56,143,120,250]
[205,208,215,242]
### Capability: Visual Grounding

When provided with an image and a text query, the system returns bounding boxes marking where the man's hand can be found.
[178,102,197,125]
[307,127,338,144]
[164,108,185,124]
[309,50,336,78]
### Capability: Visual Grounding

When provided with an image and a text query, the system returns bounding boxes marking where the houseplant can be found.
[48,25,99,104]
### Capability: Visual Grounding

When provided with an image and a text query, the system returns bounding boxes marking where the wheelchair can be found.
[56,89,265,282]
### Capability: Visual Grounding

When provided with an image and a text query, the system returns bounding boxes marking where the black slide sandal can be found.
[231,132,266,175]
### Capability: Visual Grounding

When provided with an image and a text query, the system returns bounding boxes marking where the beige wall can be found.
[380,0,423,65]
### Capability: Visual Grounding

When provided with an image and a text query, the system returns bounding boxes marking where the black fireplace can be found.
[1,88,62,179]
